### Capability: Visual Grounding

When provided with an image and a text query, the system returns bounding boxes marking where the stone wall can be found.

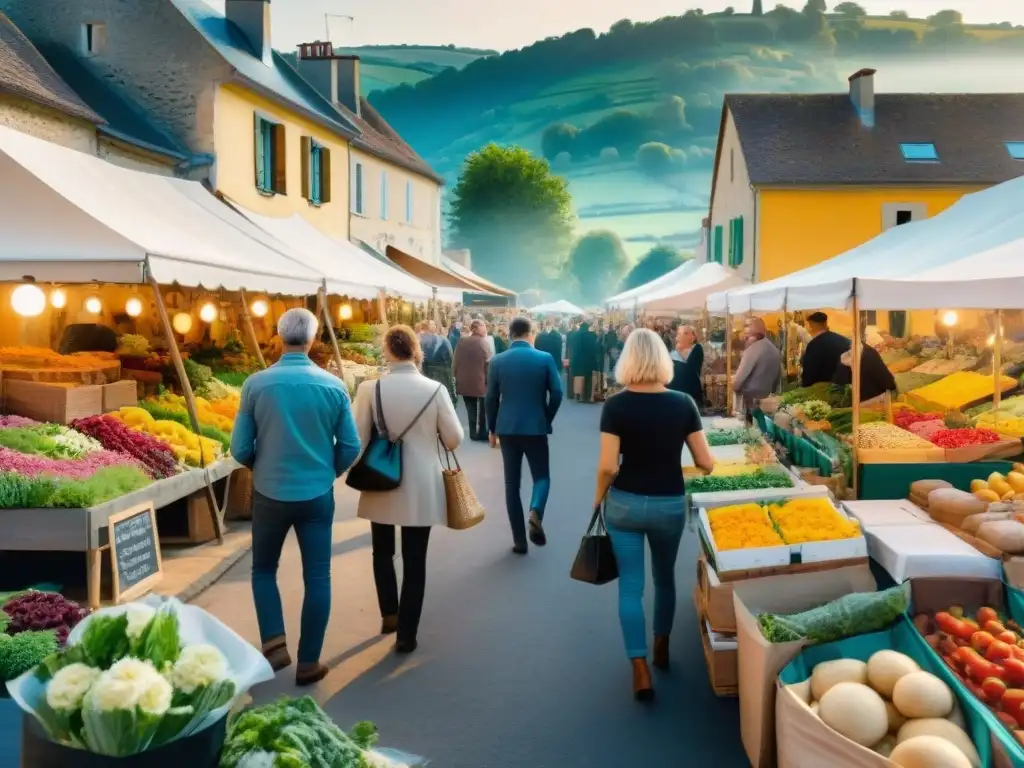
[0,96,95,153]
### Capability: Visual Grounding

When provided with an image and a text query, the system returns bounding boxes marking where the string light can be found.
[49,288,67,309]
[85,296,102,315]
[199,303,218,323]
[941,310,958,327]
[11,284,46,317]
[339,303,353,321]
[125,297,143,317]
[172,312,193,335]
[251,299,269,318]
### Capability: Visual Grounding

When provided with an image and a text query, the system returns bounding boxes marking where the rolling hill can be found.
[339,45,495,95]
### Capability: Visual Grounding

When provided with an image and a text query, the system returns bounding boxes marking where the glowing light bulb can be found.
[339,303,353,321]
[172,312,193,335]
[199,303,218,323]
[49,288,67,309]
[125,297,143,317]
[941,310,958,327]
[11,284,46,317]
[988,334,997,347]
[85,296,102,315]
[251,299,269,318]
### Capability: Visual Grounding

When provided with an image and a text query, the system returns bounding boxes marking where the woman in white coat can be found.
[353,325,464,653]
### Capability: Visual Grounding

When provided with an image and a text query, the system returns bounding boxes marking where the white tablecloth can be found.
[843,500,931,528]
[867,523,1002,582]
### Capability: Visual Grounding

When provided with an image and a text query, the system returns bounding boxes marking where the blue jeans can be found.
[604,488,685,659]
[499,435,551,546]
[251,489,334,664]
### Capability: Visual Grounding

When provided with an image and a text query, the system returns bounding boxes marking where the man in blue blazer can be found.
[486,316,563,554]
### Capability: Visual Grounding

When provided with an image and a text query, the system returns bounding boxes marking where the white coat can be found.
[353,361,464,527]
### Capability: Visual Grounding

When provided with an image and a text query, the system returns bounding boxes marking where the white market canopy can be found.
[605,258,702,309]
[441,256,517,298]
[529,299,586,316]
[0,124,323,295]
[637,262,746,313]
[707,175,1024,314]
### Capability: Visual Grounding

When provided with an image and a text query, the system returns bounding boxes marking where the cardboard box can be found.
[696,593,738,697]
[102,379,138,412]
[2,380,102,424]
[776,684,888,768]
[697,556,738,634]
[733,564,877,768]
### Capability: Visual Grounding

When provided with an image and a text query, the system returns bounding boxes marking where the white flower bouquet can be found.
[5,596,273,757]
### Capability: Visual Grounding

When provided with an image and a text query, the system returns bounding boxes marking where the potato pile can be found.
[789,651,978,767]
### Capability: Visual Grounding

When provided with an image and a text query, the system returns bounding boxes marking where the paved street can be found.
[193,398,748,767]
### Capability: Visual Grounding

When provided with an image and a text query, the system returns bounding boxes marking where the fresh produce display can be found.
[0,618,58,682]
[789,651,979,764]
[908,420,947,441]
[3,591,87,646]
[929,428,1001,449]
[799,400,832,421]
[895,371,944,394]
[707,503,785,551]
[71,415,179,480]
[687,467,794,494]
[758,583,910,644]
[974,400,1024,437]
[111,407,221,467]
[857,422,936,450]
[221,696,425,767]
[706,427,752,446]
[0,465,152,509]
[907,371,1018,411]
[115,334,150,356]
[895,410,944,430]
[781,382,852,408]
[0,347,114,370]
[827,408,884,435]
[0,415,38,429]
[969,467,1024,503]
[911,357,978,376]
[771,497,861,544]
[916,604,1024,747]
[0,423,102,460]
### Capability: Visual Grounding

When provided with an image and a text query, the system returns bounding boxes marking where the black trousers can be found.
[463,395,487,439]
[370,523,431,642]
[499,435,551,547]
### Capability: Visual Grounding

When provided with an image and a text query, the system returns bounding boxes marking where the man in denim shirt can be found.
[230,308,361,686]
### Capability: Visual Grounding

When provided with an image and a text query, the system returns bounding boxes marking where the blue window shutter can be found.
[254,115,266,190]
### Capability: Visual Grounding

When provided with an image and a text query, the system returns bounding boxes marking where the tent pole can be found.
[725,309,733,416]
[851,284,862,501]
[994,309,1004,428]
[238,289,267,369]
[378,289,389,329]
[319,284,346,378]
[432,287,441,326]
[781,296,789,391]
[149,277,224,544]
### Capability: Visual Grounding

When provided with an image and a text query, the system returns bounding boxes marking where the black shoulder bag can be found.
[569,502,619,585]
[346,381,441,492]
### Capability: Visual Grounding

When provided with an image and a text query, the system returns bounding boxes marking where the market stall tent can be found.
[639,262,747,313]
[706,175,1024,314]
[605,258,702,309]
[441,256,517,298]
[384,245,491,295]
[0,124,324,295]
[529,299,586,315]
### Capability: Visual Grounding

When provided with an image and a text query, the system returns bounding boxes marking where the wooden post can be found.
[238,289,267,369]
[319,285,346,376]
[149,278,225,544]
[851,285,863,501]
[725,309,733,415]
[378,289,389,329]
[994,309,1004,429]
[432,287,441,326]
[781,297,789,389]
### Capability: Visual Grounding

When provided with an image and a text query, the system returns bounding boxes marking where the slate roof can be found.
[37,43,191,160]
[339,98,443,184]
[0,12,101,124]
[726,92,1024,186]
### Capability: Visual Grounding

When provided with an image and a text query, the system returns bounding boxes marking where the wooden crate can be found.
[160,490,218,545]
[225,468,254,521]
[3,380,102,424]
[695,587,738,697]
[102,380,138,412]
[696,556,738,635]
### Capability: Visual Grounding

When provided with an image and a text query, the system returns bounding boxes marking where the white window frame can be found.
[882,202,927,230]
[404,180,414,224]
[81,22,107,57]
[380,170,389,220]
[351,162,364,215]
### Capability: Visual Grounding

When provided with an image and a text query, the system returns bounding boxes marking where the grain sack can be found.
[927,488,987,524]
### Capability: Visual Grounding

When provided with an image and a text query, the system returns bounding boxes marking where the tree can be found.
[566,231,630,304]
[804,0,826,12]
[448,144,575,291]
[578,109,649,156]
[889,9,909,18]
[928,10,963,26]
[834,1,866,17]
[620,246,689,291]
[752,0,764,15]
[540,122,579,161]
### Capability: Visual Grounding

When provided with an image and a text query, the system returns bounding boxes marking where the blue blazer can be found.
[485,341,563,436]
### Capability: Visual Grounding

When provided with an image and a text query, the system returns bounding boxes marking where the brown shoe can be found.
[295,662,329,687]
[631,658,654,702]
[653,635,670,671]
[261,636,292,672]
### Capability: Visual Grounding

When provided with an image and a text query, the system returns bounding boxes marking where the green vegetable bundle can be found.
[706,428,747,446]
[757,582,910,644]
[826,408,884,435]
[687,468,794,494]
[0,629,58,681]
[780,382,833,406]
[0,466,151,509]
[800,400,832,421]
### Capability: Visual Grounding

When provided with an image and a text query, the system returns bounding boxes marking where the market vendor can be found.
[800,312,851,387]
[732,317,781,420]
[833,341,897,402]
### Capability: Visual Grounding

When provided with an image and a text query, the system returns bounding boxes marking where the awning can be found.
[0,124,324,294]
[606,259,702,309]
[529,299,585,316]
[639,263,746,313]
[385,245,486,293]
[441,255,517,297]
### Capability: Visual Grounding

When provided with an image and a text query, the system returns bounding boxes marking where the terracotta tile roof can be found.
[0,12,102,124]
[338,98,443,184]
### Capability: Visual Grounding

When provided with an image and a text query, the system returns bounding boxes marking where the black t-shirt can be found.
[599,390,702,497]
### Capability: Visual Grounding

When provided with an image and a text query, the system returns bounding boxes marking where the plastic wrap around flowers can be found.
[5,595,273,756]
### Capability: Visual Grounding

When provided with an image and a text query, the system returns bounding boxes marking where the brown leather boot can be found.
[653,635,670,671]
[631,658,654,702]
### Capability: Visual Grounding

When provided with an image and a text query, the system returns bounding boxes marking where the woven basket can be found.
[440,449,485,530]
[226,467,254,521]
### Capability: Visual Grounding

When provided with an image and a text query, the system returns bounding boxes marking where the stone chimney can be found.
[226,0,271,64]
[848,68,876,128]
[296,41,361,117]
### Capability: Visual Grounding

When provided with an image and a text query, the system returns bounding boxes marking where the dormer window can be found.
[900,143,938,162]
[81,22,107,57]
[1006,142,1024,160]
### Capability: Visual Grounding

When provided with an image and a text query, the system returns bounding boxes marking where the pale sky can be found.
[209,0,1024,51]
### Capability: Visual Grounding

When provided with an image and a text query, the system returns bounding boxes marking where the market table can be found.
[865,521,1002,582]
[0,458,242,608]
[857,460,1015,500]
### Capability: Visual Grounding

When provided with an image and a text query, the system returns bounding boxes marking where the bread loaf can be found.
[928,488,987,523]
[977,520,1024,555]
[910,479,952,498]
[962,511,1013,535]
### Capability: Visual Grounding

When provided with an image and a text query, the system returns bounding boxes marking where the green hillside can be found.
[364,8,1024,264]
[337,45,495,95]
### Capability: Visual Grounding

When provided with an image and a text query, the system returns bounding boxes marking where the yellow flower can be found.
[708,504,785,551]
[770,498,861,544]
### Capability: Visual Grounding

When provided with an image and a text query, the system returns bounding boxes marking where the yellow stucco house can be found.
[707,69,1024,292]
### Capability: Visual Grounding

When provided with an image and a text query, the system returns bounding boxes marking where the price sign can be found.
[108,503,163,603]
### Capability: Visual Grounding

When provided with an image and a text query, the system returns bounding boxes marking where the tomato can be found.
[1000,630,1020,645]
[987,620,1009,635]
[936,612,977,640]
[984,677,1009,701]
[1011,646,1024,663]
[950,605,966,618]
[988,640,1015,663]
[963,648,1004,681]
[973,631,996,653]
[941,636,962,658]
[999,711,1019,729]
[1004,659,1024,686]
[979,606,1000,626]
[1002,689,1024,711]
[1015,731,1024,748]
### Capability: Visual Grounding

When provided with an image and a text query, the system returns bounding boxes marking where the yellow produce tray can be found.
[858,446,946,464]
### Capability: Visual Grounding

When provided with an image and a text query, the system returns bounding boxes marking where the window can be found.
[253,115,286,195]
[900,143,938,162]
[81,22,107,57]
[404,180,414,223]
[1007,142,1024,160]
[351,162,364,215]
[728,216,744,268]
[895,209,913,226]
[882,202,926,230]
[713,225,724,264]
[380,171,389,219]
[300,137,331,205]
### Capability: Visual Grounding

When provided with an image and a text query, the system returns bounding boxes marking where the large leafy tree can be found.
[620,246,689,291]
[448,144,575,290]
[566,231,630,304]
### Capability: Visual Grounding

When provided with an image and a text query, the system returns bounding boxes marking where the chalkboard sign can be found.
[108,503,163,603]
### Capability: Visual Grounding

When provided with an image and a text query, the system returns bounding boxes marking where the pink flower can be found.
[0,446,141,479]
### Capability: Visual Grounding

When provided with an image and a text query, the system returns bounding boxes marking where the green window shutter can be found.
[254,115,266,190]
[728,219,736,267]
[735,216,744,267]
[714,225,723,264]
[300,136,311,200]
[320,147,332,203]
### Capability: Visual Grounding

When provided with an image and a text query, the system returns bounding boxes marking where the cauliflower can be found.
[0,630,59,681]
[46,662,101,711]
[170,643,227,694]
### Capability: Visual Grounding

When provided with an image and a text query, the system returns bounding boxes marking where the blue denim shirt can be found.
[230,353,361,502]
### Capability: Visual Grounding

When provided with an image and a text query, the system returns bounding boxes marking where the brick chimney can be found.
[848,68,876,128]
[226,0,271,63]
[296,41,361,117]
